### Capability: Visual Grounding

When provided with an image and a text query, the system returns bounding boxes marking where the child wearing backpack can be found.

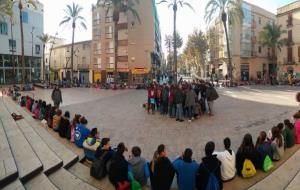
[236,133,260,177]
[196,141,223,190]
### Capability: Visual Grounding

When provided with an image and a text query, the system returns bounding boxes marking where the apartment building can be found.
[91,0,162,85]
[49,40,92,84]
[277,0,300,79]
[209,1,276,81]
[0,0,44,84]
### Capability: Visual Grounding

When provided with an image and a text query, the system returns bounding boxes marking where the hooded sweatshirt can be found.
[128,156,148,186]
[172,157,199,190]
[214,150,236,181]
[152,156,175,190]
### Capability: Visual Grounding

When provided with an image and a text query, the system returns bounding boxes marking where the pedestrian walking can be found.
[206,83,219,116]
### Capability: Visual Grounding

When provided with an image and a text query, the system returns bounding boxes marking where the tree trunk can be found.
[222,13,233,81]
[19,3,25,84]
[10,18,15,85]
[114,20,118,86]
[173,4,177,83]
[71,22,75,85]
[42,44,45,81]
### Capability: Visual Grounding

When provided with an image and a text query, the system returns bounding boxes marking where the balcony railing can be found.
[77,64,90,70]
[106,16,113,23]
[284,57,296,64]
[106,33,113,39]
[106,48,114,54]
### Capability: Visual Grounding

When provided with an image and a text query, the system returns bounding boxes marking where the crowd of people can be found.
[145,81,219,122]
[5,86,300,190]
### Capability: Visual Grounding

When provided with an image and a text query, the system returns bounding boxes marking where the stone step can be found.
[248,148,300,190]
[24,173,58,190]
[6,98,79,169]
[0,117,18,188]
[285,170,300,190]
[48,168,99,190]
[68,162,114,190]
[4,100,63,175]
[2,179,25,190]
[0,100,43,183]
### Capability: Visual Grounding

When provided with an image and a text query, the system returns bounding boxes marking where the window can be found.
[105,26,113,39]
[97,42,101,50]
[97,58,101,65]
[258,46,262,53]
[35,45,40,54]
[0,22,8,35]
[288,30,293,43]
[288,47,293,63]
[258,17,261,24]
[287,13,293,26]
[109,57,114,64]
[21,11,28,23]
[9,39,16,51]
[82,57,86,65]
[298,46,300,62]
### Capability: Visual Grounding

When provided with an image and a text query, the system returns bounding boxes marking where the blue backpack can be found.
[202,164,220,190]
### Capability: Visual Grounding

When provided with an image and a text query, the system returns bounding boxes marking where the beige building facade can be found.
[49,40,92,83]
[209,1,276,82]
[91,0,162,85]
[277,1,300,80]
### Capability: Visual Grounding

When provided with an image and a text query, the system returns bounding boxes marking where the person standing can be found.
[175,85,184,122]
[206,83,219,116]
[51,85,62,108]
[185,86,196,122]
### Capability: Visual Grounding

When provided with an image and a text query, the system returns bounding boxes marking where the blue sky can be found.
[39,0,297,54]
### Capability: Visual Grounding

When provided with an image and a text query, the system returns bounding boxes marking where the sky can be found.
[39,0,296,54]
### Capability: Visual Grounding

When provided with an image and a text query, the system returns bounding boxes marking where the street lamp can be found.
[31,26,35,83]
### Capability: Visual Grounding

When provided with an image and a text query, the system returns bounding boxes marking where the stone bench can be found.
[4,100,63,176]
[6,97,79,169]
[2,179,25,190]
[24,173,58,190]
[0,119,18,188]
[48,168,99,190]
[285,170,300,190]
[68,162,113,190]
[0,100,43,183]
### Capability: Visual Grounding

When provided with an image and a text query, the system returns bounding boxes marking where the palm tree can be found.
[16,0,37,84]
[60,2,87,84]
[259,22,286,78]
[96,0,140,85]
[0,0,17,84]
[158,0,193,83]
[205,0,243,81]
[37,34,52,82]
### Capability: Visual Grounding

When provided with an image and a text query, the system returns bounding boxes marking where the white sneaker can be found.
[188,120,192,122]
[191,117,194,120]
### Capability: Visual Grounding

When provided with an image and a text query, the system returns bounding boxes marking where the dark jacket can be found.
[51,89,62,104]
[162,87,169,103]
[58,116,70,138]
[206,87,219,101]
[196,155,223,190]
[109,152,128,187]
[174,89,184,104]
[94,148,114,178]
[236,147,261,176]
[256,142,273,168]
[151,157,175,190]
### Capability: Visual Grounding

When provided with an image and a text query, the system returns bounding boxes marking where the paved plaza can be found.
[23,86,300,162]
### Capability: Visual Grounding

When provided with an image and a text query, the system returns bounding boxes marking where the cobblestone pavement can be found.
[25,86,300,162]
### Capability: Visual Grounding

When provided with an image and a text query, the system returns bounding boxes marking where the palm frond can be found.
[127,6,141,24]
[157,0,168,4]
[59,17,71,26]
[80,22,87,30]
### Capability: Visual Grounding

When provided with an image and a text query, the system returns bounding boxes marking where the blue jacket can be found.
[173,157,199,190]
[74,124,91,148]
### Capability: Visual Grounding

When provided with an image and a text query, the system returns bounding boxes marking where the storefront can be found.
[132,68,150,85]
[93,71,101,83]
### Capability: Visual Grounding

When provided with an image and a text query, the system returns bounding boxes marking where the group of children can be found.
[13,94,300,190]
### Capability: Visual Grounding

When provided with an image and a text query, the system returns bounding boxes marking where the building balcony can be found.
[77,64,90,70]
[287,40,294,46]
[106,48,114,54]
[117,23,128,30]
[284,57,296,65]
[106,33,113,39]
[93,64,101,70]
[105,16,113,23]
[251,51,257,57]
[117,56,128,62]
